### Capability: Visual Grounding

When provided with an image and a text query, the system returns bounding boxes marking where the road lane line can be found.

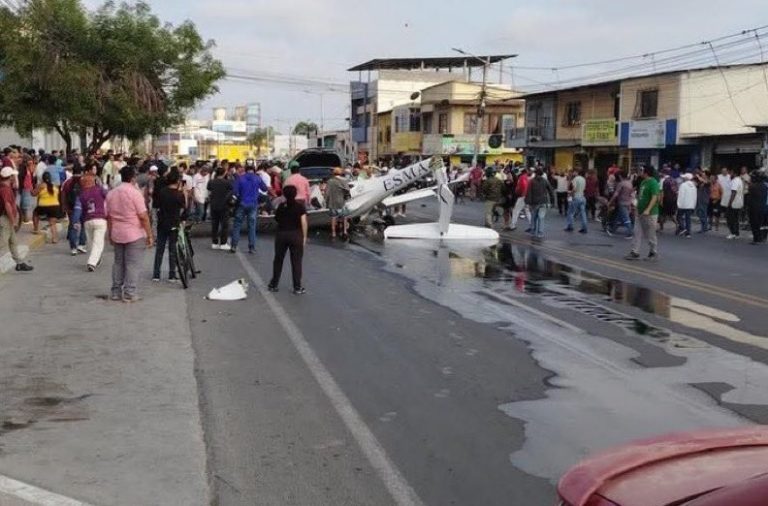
[0,474,93,506]
[505,237,768,309]
[237,252,425,506]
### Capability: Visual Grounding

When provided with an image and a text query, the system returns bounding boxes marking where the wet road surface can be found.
[188,202,766,505]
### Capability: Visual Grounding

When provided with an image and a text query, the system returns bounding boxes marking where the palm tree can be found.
[247,127,271,156]
[293,121,319,137]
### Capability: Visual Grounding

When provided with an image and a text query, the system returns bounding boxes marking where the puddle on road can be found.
[357,237,768,483]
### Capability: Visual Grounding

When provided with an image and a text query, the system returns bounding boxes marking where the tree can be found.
[247,127,273,156]
[0,0,225,154]
[292,121,318,137]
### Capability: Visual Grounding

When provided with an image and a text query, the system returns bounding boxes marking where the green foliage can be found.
[247,127,272,155]
[292,121,318,137]
[0,0,225,153]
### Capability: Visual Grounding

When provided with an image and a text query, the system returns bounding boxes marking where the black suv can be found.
[289,148,343,184]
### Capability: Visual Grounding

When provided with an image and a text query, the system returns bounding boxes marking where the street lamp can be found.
[452,48,490,169]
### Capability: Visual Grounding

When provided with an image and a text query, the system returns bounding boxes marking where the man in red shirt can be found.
[0,166,33,271]
[283,164,310,206]
[509,167,531,230]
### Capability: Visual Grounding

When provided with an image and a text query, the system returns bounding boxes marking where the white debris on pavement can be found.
[206,279,249,301]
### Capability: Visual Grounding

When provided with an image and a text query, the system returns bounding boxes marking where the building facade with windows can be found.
[512,62,768,176]
[419,81,525,167]
[348,56,517,165]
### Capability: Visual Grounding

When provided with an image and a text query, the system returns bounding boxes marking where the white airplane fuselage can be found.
[343,157,441,218]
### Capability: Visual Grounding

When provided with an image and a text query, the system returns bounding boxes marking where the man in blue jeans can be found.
[230,163,268,254]
[565,169,588,234]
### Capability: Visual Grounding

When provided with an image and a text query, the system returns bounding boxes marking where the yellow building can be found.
[419,81,525,166]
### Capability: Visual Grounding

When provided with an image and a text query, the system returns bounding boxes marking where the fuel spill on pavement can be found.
[352,235,768,483]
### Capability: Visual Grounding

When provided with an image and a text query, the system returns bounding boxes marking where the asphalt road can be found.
[186,200,768,505]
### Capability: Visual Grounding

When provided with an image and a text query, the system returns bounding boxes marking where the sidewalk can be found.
[0,243,210,505]
[0,222,61,274]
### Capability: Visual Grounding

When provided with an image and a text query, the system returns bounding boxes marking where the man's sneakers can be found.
[151,277,160,282]
[267,284,279,293]
[564,226,574,232]
[219,243,231,251]
[70,249,78,256]
[625,252,641,261]
[578,228,588,234]
[646,252,659,262]
[229,247,237,254]
[15,262,33,272]
[293,287,307,295]
[211,243,220,250]
[77,246,87,254]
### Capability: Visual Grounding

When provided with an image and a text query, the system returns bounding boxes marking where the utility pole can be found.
[472,58,489,169]
[453,48,494,169]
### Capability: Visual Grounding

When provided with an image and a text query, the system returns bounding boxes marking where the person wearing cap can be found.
[106,165,154,302]
[0,166,33,271]
[62,165,87,255]
[676,172,697,238]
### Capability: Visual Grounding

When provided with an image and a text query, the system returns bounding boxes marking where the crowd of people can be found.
[470,159,768,259]
[0,147,315,299]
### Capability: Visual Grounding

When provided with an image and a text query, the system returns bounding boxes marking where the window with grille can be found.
[464,113,478,134]
[634,89,658,118]
[563,101,581,127]
[438,113,449,134]
[422,113,433,134]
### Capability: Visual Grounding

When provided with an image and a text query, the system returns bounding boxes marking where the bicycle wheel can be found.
[186,239,198,279]
[175,241,189,289]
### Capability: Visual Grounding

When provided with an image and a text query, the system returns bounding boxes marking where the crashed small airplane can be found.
[258,156,498,243]
[258,156,444,230]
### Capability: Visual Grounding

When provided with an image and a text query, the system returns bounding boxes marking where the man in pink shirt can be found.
[283,164,310,206]
[106,165,154,302]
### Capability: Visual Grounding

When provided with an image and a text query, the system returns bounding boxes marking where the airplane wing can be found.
[381,188,437,207]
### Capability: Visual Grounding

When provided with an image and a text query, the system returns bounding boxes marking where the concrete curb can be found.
[0,223,63,274]
[0,474,94,506]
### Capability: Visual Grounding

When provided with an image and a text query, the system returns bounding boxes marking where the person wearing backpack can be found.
[61,165,87,256]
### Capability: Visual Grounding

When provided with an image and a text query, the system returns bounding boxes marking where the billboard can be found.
[582,119,618,146]
[628,120,666,149]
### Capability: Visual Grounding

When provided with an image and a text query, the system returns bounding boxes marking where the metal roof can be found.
[348,55,517,72]
[518,61,768,99]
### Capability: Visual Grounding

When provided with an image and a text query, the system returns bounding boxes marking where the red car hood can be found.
[558,426,768,506]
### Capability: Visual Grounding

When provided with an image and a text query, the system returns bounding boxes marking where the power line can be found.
[706,41,749,125]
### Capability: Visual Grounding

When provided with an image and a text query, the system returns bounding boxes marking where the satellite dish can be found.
[410,91,421,101]
[488,134,503,149]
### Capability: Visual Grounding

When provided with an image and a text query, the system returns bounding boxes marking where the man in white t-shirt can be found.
[724,167,744,239]
[192,166,210,221]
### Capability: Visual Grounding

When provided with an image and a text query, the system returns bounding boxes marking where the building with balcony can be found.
[514,62,768,176]
[348,55,516,164]
[419,81,525,167]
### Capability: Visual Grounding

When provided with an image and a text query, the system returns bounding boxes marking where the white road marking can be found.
[0,474,93,506]
[237,253,425,506]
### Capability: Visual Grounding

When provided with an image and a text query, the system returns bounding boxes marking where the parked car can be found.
[289,148,342,184]
[557,427,768,506]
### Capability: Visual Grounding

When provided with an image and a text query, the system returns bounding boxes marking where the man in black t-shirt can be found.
[152,169,186,282]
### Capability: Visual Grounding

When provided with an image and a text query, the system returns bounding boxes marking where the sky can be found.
[82,0,768,134]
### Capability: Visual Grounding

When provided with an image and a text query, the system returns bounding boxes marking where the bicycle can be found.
[174,221,198,289]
